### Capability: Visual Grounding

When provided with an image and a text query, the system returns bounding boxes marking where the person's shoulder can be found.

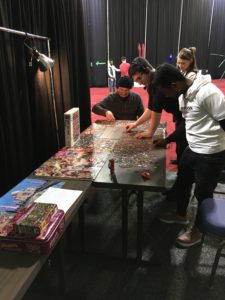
[102,93,116,101]
[199,81,223,98]
[129,91,141,98]
[191,75,223,104]
[129,92,143,104]
[185,71,197,80]
[109,92,119,99]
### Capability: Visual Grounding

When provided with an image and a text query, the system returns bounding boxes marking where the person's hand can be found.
[153,138,167,148]
[105,111,115,121]
[134,131,152,139]
[126,122,137,132]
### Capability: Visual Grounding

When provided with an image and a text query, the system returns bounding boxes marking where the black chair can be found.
[199,198,225,287]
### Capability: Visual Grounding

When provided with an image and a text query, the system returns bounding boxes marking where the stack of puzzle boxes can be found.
[0,179,65,254]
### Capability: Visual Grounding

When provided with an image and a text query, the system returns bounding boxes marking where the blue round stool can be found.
[199,198,225,287]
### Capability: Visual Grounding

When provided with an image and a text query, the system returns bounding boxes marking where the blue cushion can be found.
[200,198,225,237]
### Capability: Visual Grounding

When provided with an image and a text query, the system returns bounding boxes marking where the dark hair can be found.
[177,47,198,73]
[116,76,133,89]
[121,56,126,61]
[129,57,154,78]
[152,63,186,90]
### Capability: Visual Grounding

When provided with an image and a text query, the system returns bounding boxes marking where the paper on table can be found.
[35,187,82,213]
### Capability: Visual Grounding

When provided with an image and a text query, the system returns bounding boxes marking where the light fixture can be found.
[24,41,54,72]
[0,27,59,148]
[31,48,55,72]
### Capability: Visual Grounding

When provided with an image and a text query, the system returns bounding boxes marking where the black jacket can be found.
[92,91,144,120]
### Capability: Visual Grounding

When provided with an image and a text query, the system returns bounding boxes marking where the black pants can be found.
[175,120,188,164]
[175,147,225,227]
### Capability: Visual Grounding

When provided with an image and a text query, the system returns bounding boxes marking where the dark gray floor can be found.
[23,171,225,300]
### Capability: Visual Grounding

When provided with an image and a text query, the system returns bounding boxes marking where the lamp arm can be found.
[47,40,60,149]
[24,42,33,52]
[0,26,49,41]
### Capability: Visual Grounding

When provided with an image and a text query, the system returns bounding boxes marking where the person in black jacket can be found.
[92,76,144,121]
[127,57,188,164]
[126,57,188,200]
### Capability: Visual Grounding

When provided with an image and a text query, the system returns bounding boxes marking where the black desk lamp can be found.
[24,41,54,72]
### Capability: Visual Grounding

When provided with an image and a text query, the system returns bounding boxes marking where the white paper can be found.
[35,187,82,213]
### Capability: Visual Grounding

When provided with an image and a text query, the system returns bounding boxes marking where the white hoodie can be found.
[179,73,225,154]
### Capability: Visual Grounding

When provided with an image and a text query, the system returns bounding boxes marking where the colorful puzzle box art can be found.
[0,178,47,213]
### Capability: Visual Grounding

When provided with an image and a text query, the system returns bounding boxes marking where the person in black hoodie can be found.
[126,57,188,200]
[92,76,144,121]
[127,57,191,163]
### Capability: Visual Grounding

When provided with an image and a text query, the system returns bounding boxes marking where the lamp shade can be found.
[32,48,54,72]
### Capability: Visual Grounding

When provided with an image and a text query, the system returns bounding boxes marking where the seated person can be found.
[92,76,144,121]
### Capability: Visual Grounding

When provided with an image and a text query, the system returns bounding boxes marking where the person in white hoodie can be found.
[152,63,225,248]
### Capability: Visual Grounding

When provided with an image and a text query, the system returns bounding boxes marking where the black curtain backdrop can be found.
[0,0,90,195]
[85,0,225,86]
[82,0,107,87]
[179,0,212,72]
[108,0,147,67]
[146,0,181,67]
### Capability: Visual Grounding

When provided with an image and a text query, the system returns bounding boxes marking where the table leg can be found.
[53,240,68,295]
[66,222,73,250]
[122,189,128,258]
[78,203,85,252]
[137,190,143,261]
[66,203,85,252]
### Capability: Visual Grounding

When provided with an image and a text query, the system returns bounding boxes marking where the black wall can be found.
[83,0,225,86]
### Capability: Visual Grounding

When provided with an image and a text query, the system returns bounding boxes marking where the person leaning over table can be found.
[151,63,225,248]
[153,47,199,192]
[92,76,144,121]
[167,47,198,164]
[154,47,198,156]
[126,57,188,166]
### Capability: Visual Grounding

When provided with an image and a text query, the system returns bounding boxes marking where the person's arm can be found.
[92,96,114,118]
[153,118,185,147]
[114,66,120,72]
[126,108,151,131]
[165,119,185,143]
[134,111,161,139]
[112,65,120,73]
